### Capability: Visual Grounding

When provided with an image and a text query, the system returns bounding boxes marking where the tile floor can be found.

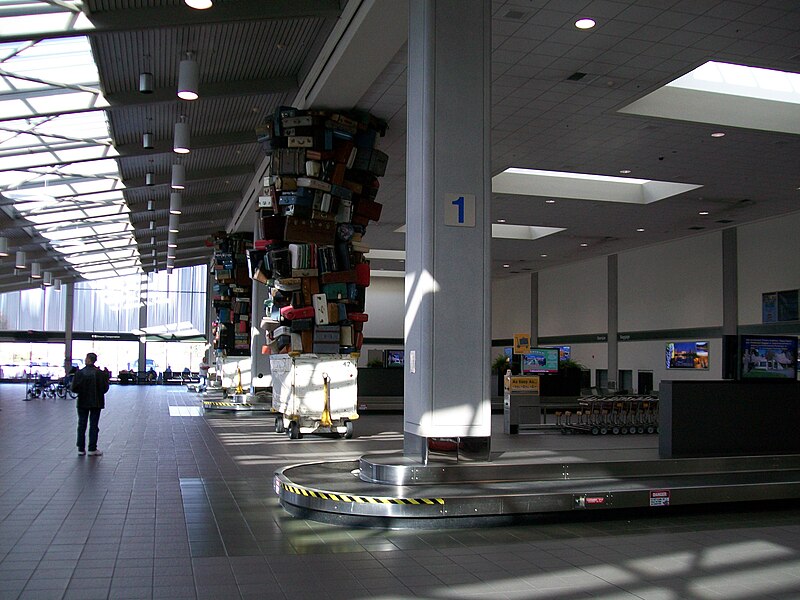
[1,383,800,599]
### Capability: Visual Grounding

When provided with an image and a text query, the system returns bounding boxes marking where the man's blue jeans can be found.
[77,407,101,452]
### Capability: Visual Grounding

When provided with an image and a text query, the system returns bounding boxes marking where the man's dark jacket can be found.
[71,365,110,409]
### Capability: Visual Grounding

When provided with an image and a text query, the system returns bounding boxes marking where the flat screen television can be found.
[740,335,797,380]
[384,350,404,368]
[666,341,709,369]
[520,348,559,374]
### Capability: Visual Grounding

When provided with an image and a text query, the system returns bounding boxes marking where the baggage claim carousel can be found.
[276,382,800,528]
[275,451,800,529]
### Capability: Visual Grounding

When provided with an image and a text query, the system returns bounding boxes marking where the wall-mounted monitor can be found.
[520,348,559,374]
[740,335,797,380]
[666,341,709,369]
[384,350,404,368]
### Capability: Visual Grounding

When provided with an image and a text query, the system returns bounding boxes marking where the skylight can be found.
[0,21,140,284]
[492,168,701,204]
[619,61,800,135]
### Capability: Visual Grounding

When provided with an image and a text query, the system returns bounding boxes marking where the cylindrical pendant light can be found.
[30,262,42,278]
[149,220,155,230]
[147,199,154,211]
[171,163,186,189]
[173,121,190,154]
[167,232,178,248]
[139,72,154,94]
[42,271,53,286]
[145,172,155,186]
[177,53,199,100]
[150,236,156,246]
[0,236,8,257]
[169,192,182,215]
[143,132,154,149]
[53,278,62,292]
[168,213,180,233]
[185,0,213,9]
[15,251,26,269]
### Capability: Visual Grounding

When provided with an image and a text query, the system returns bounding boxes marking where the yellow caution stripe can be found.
[280,482,444,505]
[203,401,253,407]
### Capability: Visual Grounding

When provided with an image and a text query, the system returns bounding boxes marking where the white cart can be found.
[269,354,359,439]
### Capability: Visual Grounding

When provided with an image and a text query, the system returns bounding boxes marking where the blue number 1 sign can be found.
[452,196,465,223]
[444,193,475,227]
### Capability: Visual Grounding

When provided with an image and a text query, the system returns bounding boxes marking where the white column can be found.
[404,0,492,462]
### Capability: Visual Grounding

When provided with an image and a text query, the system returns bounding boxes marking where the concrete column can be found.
[722,228,738,336]
[721,228,739,379]
[138,279,147,372]
[607,254,618,390]
[64,283,74,372]
[530,272,539,347]
[404,0,492,463]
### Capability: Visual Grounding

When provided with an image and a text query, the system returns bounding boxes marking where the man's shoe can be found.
[78,450,86,456]
[87,449,103,456]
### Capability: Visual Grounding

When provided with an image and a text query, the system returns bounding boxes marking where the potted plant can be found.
[491,353,510,396]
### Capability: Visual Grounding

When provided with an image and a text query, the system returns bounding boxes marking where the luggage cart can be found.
[270,354,359,439]
[559,395,659,435]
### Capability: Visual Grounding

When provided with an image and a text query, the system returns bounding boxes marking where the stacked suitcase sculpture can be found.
[251,106,388,438]
[206,232,266,411]
[211,232,252,357]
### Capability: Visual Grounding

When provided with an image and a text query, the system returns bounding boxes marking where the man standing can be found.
[72,352,110,456]
[198,357,210,389]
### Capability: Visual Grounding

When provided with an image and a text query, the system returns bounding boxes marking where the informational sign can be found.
[650,489,670,507]
[443,193,475,227]
[513,333,531,355]
[504,375,540,393]
[762,292,778,323]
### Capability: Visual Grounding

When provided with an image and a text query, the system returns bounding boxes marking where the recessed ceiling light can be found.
[619,169,631,174]
[699,211,709,215]
[711,132,725,137]
[540,254,548,258]
[636,228,645,232]
[580,243,588,247]
[502,264,510,268]
[497,219,506,223]
[575,18,595,29]
[545,199,556,204]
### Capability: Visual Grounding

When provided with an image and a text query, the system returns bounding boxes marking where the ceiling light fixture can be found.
[540,254,548,258]
[150,236,156,246]
[636,228,645,232]
[139,72,154,94]
[149,220,155,230]
[545,199,556,204]
[169,192,182,215]
[177,52,199,101]
[699,211,710,215]
[145,172,155,186]
[0,236,8,257]
[15,251,26,269]
[575,18,595,29]
[711,132,726,137]
[580,243,588,247]
[143,132,154,149]
[497,219,506,223]
[147,200,154,211]
[169,214,180,233]
[502,264,510,268]
[171,164,186,189]
[53,278,62,292]
[185,0,213,8]
[30,262,42,279]
[42,271,53,287]
[173,119,190,154]
[619,169,632,174]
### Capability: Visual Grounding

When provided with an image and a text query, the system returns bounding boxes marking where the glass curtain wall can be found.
[0,265,208,380]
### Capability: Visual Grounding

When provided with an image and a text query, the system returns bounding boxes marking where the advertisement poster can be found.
[741,336,797,380]
[666,341,709,369]
[762,292,778,323]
